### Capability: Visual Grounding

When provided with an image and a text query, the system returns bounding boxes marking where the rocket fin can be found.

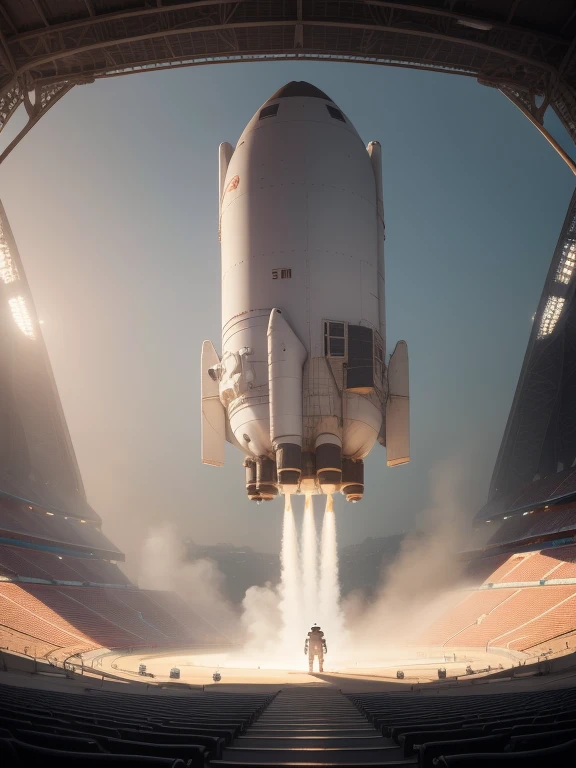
[385,340,410,467]
[201,340,225,467]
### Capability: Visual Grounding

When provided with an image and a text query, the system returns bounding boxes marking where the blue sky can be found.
[0,61,573,567]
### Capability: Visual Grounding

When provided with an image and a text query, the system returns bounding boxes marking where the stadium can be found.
[1,0,576,766]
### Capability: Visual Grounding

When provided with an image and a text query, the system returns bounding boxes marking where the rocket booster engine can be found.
[201,81,409,503]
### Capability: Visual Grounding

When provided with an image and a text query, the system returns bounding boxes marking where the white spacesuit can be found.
[304,625,327,673]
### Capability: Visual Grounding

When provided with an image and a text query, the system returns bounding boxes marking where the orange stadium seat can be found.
[419,543,576,651]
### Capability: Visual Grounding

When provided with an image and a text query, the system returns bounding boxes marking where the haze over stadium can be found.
[1,2,576,766]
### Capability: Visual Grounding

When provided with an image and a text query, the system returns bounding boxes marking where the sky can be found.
[0,61,574,571]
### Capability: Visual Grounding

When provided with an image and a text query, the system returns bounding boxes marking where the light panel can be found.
[0,221,19,284]
[9,295,35,339]
[555,241,576,285]
[537,295,565,339]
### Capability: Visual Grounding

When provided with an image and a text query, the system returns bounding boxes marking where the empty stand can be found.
[510,475,569,511]
[0,581,229,654]
[0,544,130,585]
[0,502,121,557]
[463,555,510,585]
[3,681,575,766]
[349,687,576,766]
[419,585,576,649]
[467,545,576,586]
[486,507,576,547]
[0,681,274,767]
[506,593,576,651]
[420,542,576,651]
[0,583,90,647]
[419,589,516,646]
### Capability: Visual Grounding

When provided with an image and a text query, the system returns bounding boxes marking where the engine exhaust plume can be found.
[319,494,344,652]
[302,494,319,626]
[279,494,301,651]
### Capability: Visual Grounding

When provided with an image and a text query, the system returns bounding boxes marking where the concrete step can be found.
[254,721,368,728]
[213,762,416,767]
[249,729,379,737]
[259,712,364,716]
[222,747,406,764]
[261,705,359,710]
[259,708,361,712]
[237,736,388,748]
[258,713,364,716]
[260,708,360,711]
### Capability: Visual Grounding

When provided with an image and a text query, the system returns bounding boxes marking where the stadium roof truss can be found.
[0,1,575,163]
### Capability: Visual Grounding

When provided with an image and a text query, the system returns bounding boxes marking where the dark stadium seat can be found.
[1,739,189,767]
[101,738,206,766]
[348,686,576,766]
[117,729,225,754]
[0,680,275,766]
[0,717,33,730]
[0,738,17,765]
[419,734,510,767]
[492,719,576,736]
[399,727,485,757]
[62,723,123,739]
[388,721,466,740]
[435,738,576,766]
[508,728,576,751]
[15,729,104,752]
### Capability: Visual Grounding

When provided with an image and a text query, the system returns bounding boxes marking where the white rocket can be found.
[201,82,409,503]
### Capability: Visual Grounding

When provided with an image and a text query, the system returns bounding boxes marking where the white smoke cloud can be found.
[241,583,282,654]
[342,459,471,654]
[139,522,239,638]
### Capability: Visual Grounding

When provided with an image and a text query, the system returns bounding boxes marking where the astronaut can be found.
[304,625,327,673]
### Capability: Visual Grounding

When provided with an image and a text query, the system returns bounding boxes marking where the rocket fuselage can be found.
[202,82,409,502]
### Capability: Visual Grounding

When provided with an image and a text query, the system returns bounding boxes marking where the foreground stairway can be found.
[214,687,415,766]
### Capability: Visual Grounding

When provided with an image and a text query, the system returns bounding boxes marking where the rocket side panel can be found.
[220,125,309,344]
[304,125,379,356]
[220,108,378,351]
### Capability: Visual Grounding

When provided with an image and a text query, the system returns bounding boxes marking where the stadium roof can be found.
[1,1,576,161]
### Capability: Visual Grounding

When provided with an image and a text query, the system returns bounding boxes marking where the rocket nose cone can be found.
[266,81,332,102]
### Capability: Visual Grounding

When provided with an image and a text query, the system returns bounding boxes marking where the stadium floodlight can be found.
[555,242,576,285]
[538,295,565,338]
[0,222,19,284]
[9,295,35,339]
